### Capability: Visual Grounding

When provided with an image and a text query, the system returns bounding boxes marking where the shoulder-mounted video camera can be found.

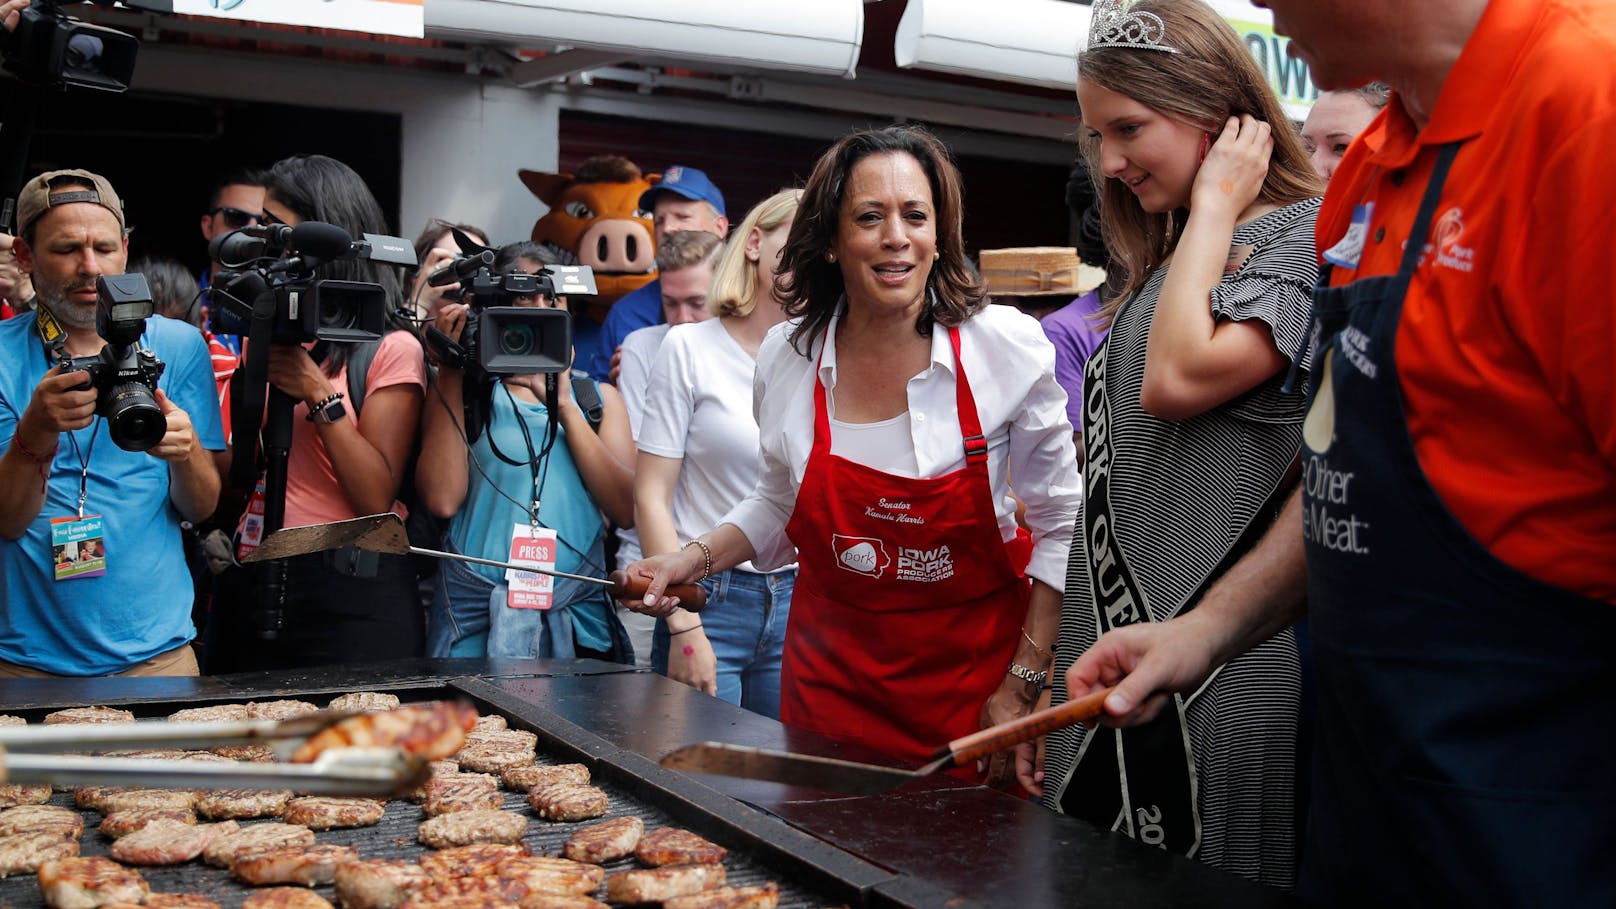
[1,0,170,92]
[207,221,414,346]
[59,273,166,452]
[422,231,595,442]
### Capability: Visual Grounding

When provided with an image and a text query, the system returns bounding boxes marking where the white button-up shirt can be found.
[721,304,1082,592]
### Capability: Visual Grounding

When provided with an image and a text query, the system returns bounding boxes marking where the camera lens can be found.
[105,384,167,452]
[499,324,535,357]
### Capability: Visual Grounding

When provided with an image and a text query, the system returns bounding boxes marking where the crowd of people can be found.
[1,0,1610,903]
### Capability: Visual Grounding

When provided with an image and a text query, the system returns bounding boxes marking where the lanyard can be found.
[65,420,102,518]
[34,306,104,516]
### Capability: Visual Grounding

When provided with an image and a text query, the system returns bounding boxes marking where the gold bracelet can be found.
[683,538,712,582]
[1021,629,1053,659]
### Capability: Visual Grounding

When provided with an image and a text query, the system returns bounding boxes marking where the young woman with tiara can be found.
[1028,0,1324,888]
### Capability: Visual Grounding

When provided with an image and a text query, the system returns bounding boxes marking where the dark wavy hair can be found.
[778,125,986,354]
[263,154,406,376]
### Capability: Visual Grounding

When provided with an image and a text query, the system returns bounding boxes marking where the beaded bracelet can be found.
[683,538,713,582]
[12,436,57,494]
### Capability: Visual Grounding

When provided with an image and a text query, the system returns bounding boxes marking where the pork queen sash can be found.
[1063,340,1202,857]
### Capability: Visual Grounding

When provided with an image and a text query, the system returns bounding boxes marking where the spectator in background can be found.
[1,231,36,318]
[635,190,800,716]
[196,169,265,355]
[134,256,233,428]
[590,166,728,383]
[610,230,723,666]
[408,218,490,320]
[1301,83,1391,181]
[979,246,1108,451]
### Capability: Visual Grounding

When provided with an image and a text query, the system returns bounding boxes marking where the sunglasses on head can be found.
[212,206,264,230]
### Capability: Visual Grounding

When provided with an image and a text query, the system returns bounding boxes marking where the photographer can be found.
[205,154,426,672]
[416,241,636,661]
[0,169,223,677]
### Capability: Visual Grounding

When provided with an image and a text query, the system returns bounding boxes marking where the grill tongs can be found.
[0,711,432,798]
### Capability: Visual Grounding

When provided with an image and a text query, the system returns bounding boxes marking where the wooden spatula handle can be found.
[942,686,1116,767]
[607,571,708,612]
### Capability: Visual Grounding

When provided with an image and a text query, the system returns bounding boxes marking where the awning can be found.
[894,0,1088,93]
[424,0,865,79]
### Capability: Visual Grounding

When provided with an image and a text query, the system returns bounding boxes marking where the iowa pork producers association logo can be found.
[832,534,890,579]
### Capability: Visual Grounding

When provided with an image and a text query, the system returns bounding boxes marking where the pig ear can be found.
[519,170,574,206]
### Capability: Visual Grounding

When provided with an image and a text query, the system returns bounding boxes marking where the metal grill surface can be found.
[0,686,864,908]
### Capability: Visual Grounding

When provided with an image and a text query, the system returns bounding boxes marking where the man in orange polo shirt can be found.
[1055,0,1616,904]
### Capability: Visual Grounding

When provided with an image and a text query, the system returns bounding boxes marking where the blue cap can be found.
[639,165,726,217]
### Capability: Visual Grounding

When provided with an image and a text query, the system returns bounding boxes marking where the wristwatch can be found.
[1007,662,1049,688]
[306,392,347,425]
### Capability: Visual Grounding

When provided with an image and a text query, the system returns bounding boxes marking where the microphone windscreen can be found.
[289,221,354,260]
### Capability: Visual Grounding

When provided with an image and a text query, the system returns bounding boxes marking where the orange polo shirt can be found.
[1317,0,1616,602]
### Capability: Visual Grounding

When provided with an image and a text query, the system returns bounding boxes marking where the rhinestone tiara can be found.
[1086,0,1181,54]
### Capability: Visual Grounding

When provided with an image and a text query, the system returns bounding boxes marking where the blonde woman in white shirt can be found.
[634,198,800,717]
[623,128,1079,790]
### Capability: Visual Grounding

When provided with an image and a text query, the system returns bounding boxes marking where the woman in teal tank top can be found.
[416,242,637,660]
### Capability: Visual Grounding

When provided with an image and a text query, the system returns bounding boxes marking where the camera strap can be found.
[229,287,281,490]
[32,306,69,361]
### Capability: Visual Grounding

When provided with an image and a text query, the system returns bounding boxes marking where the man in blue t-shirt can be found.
[589,165,728,383]
[0,169,224,678]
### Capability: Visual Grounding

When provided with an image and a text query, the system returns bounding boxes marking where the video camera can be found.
[59,273,166,452]
[422,234,595,442]
[208,221,415,346]
[1,0,170,92]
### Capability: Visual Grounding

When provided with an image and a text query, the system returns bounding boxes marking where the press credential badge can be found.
[506,524,557,609]
[51,514,107,581]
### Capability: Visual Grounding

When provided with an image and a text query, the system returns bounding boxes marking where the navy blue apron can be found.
[1298,141,1616,906]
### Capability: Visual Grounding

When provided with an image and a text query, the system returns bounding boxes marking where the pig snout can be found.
[577,219,655,274]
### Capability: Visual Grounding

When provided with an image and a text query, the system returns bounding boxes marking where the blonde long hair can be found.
[1080,0,1323,317]
[708,188,803,318]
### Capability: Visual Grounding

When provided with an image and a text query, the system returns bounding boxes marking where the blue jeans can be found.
[652,567,794,719]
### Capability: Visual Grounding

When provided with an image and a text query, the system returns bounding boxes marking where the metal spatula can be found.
[660,687,1115,796]
[244,513,707,610]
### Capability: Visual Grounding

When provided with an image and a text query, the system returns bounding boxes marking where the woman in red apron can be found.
[622,125,1082,789]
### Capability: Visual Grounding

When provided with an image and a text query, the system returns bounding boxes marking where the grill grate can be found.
[0,698,857,908]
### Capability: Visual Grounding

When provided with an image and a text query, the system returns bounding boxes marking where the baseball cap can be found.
[639,165,726,217]
[16,169,126,235]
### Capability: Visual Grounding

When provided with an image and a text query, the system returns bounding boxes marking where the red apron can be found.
[782,326,1032,786]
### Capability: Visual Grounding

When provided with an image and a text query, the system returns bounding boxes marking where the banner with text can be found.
[1209,2,1319,120]
[172,0,425,39]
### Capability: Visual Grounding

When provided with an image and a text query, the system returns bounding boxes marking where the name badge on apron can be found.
[506,524,557,610]
[1324,203,1374,269]
[51,514,107,581]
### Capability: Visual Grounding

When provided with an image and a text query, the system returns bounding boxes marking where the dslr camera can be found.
[60,273,166,452]
[208,221,414,345]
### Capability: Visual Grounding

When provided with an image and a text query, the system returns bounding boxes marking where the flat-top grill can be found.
[0,676,878,909]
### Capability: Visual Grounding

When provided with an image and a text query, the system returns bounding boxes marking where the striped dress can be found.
[1044,197,1321,890]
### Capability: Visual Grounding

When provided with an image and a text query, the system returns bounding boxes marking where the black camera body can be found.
[208,222,405,346]
[60,274,167,452]
[423,251,596,443]
[0,0,158,91]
